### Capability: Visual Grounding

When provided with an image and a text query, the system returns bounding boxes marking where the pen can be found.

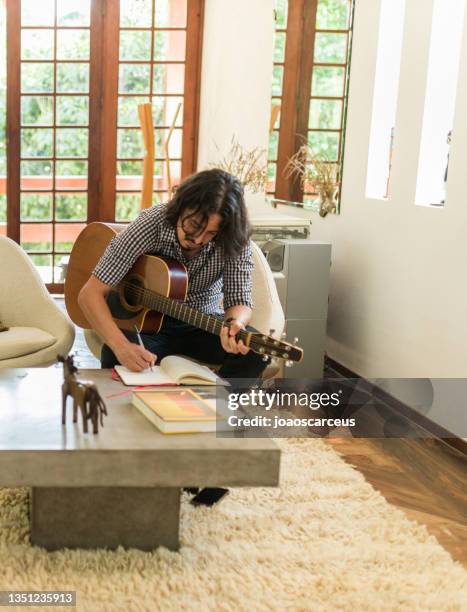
[133,324,154,372]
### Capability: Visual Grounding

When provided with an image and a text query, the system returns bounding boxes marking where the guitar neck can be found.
[126,282,250,342]
[120,279,303,363]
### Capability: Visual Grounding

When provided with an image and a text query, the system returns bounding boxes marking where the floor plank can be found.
[326,437,467,567]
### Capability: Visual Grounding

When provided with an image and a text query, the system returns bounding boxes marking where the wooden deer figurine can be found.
[58,354,107,434]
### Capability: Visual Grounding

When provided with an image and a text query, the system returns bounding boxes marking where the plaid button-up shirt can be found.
[92,203,254,316]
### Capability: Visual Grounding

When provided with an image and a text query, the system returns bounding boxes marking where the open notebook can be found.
[114,355,226,386]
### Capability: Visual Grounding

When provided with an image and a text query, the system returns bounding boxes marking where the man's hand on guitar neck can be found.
[220,306,252,355]
[113,338,157,372]
[220,318,250,355]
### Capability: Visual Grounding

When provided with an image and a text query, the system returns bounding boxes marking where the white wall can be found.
[197,0,274,173]
[197,0,467,388]
[306,0,467,380]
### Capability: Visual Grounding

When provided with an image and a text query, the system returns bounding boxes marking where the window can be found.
[268,0,354,210]
[4,0,203,291]
[415,0,465,207]
[365,0,406,200]
[267,0,288,195]
[0,0,6,233]
[115,0,195,221]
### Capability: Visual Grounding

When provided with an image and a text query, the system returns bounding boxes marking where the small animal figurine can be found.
[58,354,108,434]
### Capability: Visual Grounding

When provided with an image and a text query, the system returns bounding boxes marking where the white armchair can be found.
[0,237,75,368]
[84,241,285,377]
[248,240,285,337]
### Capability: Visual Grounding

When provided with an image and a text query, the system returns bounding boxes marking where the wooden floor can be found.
[325,436,467,567]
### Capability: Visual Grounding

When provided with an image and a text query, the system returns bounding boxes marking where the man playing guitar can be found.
[78,168,270,381]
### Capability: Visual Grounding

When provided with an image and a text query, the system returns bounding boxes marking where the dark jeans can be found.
[101,316,270,381]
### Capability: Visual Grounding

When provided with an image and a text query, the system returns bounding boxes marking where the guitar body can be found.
[65,222,188,332]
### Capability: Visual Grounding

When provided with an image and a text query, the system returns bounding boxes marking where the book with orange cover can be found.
[132,388,219,434]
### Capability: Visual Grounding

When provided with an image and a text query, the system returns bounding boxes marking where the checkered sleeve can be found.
[92,207,160,287]
[223,240,254,310]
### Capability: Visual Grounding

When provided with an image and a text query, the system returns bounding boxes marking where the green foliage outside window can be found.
[273,32,286,63]
[19,50,90,177]
[20,193,52,221]
[57,63,89,93]
[19,193,87,222]
[269,131,279,161]
[21,63,54,93]
[21,96,54,125]
[314,33,348,64]
[21,241,51,252]
[55,241,73,252]
[116,192,165,222]
[29,253,52,267]
[308,132,340,161]
[55,194,87,220]
[316,0,350,30]
[117,160,144,175]
[274,0,288,28]
[0,194,6,222]
[0,124,5,176]
[116,194,141,222]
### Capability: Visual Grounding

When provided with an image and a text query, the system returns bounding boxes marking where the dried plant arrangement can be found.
[209,137,268,193]
[285,144,339,217]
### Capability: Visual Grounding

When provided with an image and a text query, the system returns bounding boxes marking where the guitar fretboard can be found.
[120,279,301,361]
[123,281,250,343]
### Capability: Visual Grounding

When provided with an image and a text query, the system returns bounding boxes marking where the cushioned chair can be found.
[84,242,285,377]
[0,236,75,368]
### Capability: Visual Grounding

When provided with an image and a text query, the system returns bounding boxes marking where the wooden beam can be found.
[6,0,21,243]
[99,0,120,221]
[87,0,105,223]
[275,0,318,203]
[182,0,205,177]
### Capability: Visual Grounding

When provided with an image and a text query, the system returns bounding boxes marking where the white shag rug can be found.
[0,438,466,611]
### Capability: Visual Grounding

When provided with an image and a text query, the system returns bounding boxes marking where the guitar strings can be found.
[120,283,270,356]
[119,279,251,343]
[117,279,287,358]
[118,279,290,358]
[119,279,285,358]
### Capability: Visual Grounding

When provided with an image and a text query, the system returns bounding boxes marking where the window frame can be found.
[5,0,204,292]
[272,0,355,210]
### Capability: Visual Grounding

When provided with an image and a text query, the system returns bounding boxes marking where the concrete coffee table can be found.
[0,368,280,551]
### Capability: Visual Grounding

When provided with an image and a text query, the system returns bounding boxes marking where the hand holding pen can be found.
[133,324,154,372]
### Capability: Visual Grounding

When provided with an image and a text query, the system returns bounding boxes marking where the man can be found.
[78,168,269,381]
[79,169,269,506]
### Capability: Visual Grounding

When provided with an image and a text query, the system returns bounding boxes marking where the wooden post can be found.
[164,103,182,196]
[138,103,155,209]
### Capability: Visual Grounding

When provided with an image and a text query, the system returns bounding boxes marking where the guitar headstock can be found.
[248,331,303,363]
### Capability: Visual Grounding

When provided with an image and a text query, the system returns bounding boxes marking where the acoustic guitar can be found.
[65,222,304,363]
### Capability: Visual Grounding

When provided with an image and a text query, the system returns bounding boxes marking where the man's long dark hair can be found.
[165,169,251,258]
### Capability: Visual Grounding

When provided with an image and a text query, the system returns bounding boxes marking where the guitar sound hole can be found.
[123,278,144,307]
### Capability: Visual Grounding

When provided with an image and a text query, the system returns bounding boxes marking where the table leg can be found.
[30,486,180,551]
